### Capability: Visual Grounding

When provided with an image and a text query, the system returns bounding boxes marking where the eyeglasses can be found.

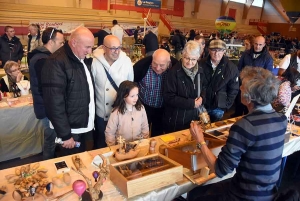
[209,48,225,53]
[103,44,122,52]
[10,67,21,73]
[49,28,62,40]
[183,57,198,62]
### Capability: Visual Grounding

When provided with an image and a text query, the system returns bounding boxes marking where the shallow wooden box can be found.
[165,137,225,172]
[109,153,183,198]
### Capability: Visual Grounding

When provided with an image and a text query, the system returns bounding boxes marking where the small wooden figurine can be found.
[72,154,109,201]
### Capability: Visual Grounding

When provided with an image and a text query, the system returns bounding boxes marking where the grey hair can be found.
[240,66,280,105]
[182,40,201,57]
[4,61,19,74]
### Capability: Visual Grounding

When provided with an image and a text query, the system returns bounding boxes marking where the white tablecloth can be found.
[0,128,299,201]
[0,103,43,162]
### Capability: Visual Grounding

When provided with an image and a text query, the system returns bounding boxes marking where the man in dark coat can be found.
[238,36,273,72]
[134,26,140,44]
[29,27,64,160]
[134,49,177,136]
[200,39,239,122]
[41,27,95,156]
[171,29,185,60]
[232,35,273,117]
[93,27,110,47]
[143,29,159,57]
[0,26,24,68]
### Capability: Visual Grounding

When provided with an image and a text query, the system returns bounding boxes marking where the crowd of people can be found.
[1,21,300,200]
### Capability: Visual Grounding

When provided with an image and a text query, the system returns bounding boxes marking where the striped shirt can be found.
[215,104,287,201]
[138,65,167,108]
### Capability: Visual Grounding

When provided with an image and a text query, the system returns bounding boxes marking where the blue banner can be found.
[135,0,161,9]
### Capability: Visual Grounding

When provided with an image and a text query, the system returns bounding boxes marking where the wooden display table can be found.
[0,119,300,201]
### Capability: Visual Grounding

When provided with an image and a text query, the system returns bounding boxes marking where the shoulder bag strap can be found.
[103,66,119,91]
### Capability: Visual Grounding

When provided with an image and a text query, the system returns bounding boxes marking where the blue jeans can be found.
[41,117,57,160]
[207,108,224,123]
[94,115,108,149]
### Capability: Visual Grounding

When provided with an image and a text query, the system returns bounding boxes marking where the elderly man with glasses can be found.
[92,35,133,148]
[200,39,239,122]
[134,49,178,136]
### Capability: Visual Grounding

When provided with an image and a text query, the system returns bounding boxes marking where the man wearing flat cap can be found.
[199,39,239,122]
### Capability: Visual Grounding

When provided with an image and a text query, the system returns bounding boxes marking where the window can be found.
[230,0,263,8]
[252,0,263,7]
[230,0,246,4]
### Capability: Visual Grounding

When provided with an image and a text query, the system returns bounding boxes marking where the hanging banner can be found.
[135,0,161,9]
[30,21,84,33]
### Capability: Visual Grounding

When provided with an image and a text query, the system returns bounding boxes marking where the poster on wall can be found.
[30,22,84,33]
[135,0,161,9]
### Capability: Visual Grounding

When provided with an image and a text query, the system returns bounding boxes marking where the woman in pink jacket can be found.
[105,81,149,146]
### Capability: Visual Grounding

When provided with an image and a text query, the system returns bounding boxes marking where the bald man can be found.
[92,35,133,148]
[232,35,273,117]
[41,27,95,156]
[238,36,273,72]
[134,49,178,137]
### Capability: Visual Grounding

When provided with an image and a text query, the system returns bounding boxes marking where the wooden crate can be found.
[109,153,183,198]
[165,138,225,172]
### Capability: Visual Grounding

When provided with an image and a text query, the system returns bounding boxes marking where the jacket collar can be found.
[64,43,93,67]
[205,55,227,68]
[1,34,19,42]
[249,46,268,56]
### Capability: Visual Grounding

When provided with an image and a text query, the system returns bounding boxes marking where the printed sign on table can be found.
[135,0,161,9]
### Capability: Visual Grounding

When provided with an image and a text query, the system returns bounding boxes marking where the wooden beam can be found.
[194,0,202,13]
[260,0,266,21]
[220,0,230,16]
[242,0,254,19]
[267,0,290,23]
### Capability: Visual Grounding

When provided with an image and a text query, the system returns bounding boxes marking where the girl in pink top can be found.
[105,81,149,146]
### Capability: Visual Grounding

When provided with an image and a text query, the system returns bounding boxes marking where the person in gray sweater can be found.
[188,67,287,201]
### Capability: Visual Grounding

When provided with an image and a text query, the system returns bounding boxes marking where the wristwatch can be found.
[196,141,206,149]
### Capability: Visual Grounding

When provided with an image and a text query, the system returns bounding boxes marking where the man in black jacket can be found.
[29,27,64,160]
[0,26,24,68]
[93,26,110,47]
[134,49,177,136]
[200,39,239,122]
[42,27,95,156]
[134,26,140,44]
[171,29,185,61]
[143,29,159,57]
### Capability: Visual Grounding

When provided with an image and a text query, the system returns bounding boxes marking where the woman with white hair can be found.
[163,40,204,133]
